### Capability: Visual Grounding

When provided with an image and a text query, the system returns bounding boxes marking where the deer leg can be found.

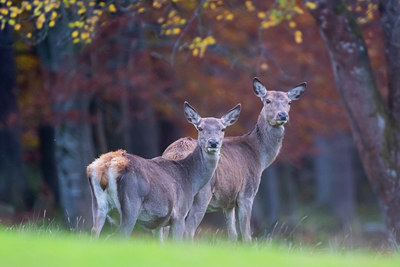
[237,198,253,242]
[118,195,142,238]
[171,218,185,241]
[184,187,212,240]
[152,226,170,242]
[91,206,108,238]
[152,228,164,242]
[223,207,238,241]
[89,178,108,238]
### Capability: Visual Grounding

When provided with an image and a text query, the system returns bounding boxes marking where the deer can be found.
[86,101,241,240]
[162,78,306,242]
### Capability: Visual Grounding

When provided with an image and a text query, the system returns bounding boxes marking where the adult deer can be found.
[87,102,241,239]
[162,78,306,242]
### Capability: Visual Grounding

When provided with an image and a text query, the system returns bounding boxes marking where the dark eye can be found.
[265,99,271,104]
[221,128,226,132]
[198,127,203,131]
[288,101,292,105]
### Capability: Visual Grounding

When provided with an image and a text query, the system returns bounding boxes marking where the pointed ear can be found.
[221,104,241,127]
[184,101,201,126]
[288,82,306,100]
[253,77,267,99]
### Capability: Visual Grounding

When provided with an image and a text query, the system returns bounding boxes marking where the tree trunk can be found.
[37,16,93,228]
[38,124,59,205]
[315,135,355,230]
[305,0,400,240]
[0,26,30,209]
[53,94,94,229]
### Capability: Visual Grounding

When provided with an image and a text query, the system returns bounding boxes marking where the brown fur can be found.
[162,137,197,160]
[87,149,129,190]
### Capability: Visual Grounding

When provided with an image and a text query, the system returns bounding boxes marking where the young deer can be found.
[87,102,240,239]
[162,78,306,242]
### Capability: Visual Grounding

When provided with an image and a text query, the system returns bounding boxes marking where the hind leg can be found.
[119,195,142,237]
[89,179,108,238]
[91,207,108,238]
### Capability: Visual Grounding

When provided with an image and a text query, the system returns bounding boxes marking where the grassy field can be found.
[0,229,399,267]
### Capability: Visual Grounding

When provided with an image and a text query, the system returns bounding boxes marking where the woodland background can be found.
[0,0,399,248]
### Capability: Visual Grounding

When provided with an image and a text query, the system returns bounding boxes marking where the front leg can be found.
[171,219,185,241]
[223,208,238,241]
[184,186,212,240]
[152,227,169,242]
[237,198,254,242]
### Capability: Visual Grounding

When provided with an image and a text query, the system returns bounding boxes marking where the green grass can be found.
[0,229,399,267]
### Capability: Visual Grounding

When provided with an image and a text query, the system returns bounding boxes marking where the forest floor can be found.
[0,227,399,267]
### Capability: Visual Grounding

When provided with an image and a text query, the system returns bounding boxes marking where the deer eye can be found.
[197,127,203,131]
[265,99,271,104]
[288,101,292,105]
[221,128,226,132]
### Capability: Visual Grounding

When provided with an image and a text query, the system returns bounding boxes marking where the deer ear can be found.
[288,82,306,100]
[221,104,241,127]
[184,101,201,126]
[253,77,267,99]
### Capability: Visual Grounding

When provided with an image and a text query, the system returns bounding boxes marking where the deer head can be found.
[184,101,241,154]
[253,78,306,127]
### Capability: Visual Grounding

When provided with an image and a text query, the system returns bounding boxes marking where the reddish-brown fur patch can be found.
[87,149,129,190]
[162,137,197,160]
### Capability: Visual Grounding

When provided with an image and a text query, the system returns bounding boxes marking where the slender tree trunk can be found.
[0,26,30,209]
[38,124,59,205]
[305,0,400,240]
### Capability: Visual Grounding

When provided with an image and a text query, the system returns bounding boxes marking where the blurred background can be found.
[1,0,398,248]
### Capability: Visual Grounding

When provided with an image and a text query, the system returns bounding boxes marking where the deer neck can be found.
[181,144,219,194]
[248,112,285,170]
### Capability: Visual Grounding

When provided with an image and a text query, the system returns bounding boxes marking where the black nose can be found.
[278,112,288,121]
[209,140,219,148]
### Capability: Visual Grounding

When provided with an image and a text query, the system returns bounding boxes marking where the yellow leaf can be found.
[289,21,296,28]
[261,21,274,29]
[293,6,303,14]
[51,11,57,20]
[305,2,317,10]
[172,28,181,35]
[192,48,199,57]
[245,1,255,12]
[72,30,79,38]
[0,8,8,15]
[108,4,117,13]
[25,4,32,11]
[27,32,32,38]
[204,36,216,45]
[225,13,234,20]
[10,12,17,18]
[165,29,171,35]
[36,21,43,29]
[49,20,55,27]
[73,38,80,43]
[295,30,302,43]
[258,12,266,19]
[14,24,21,31]
[38,14,45,23]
